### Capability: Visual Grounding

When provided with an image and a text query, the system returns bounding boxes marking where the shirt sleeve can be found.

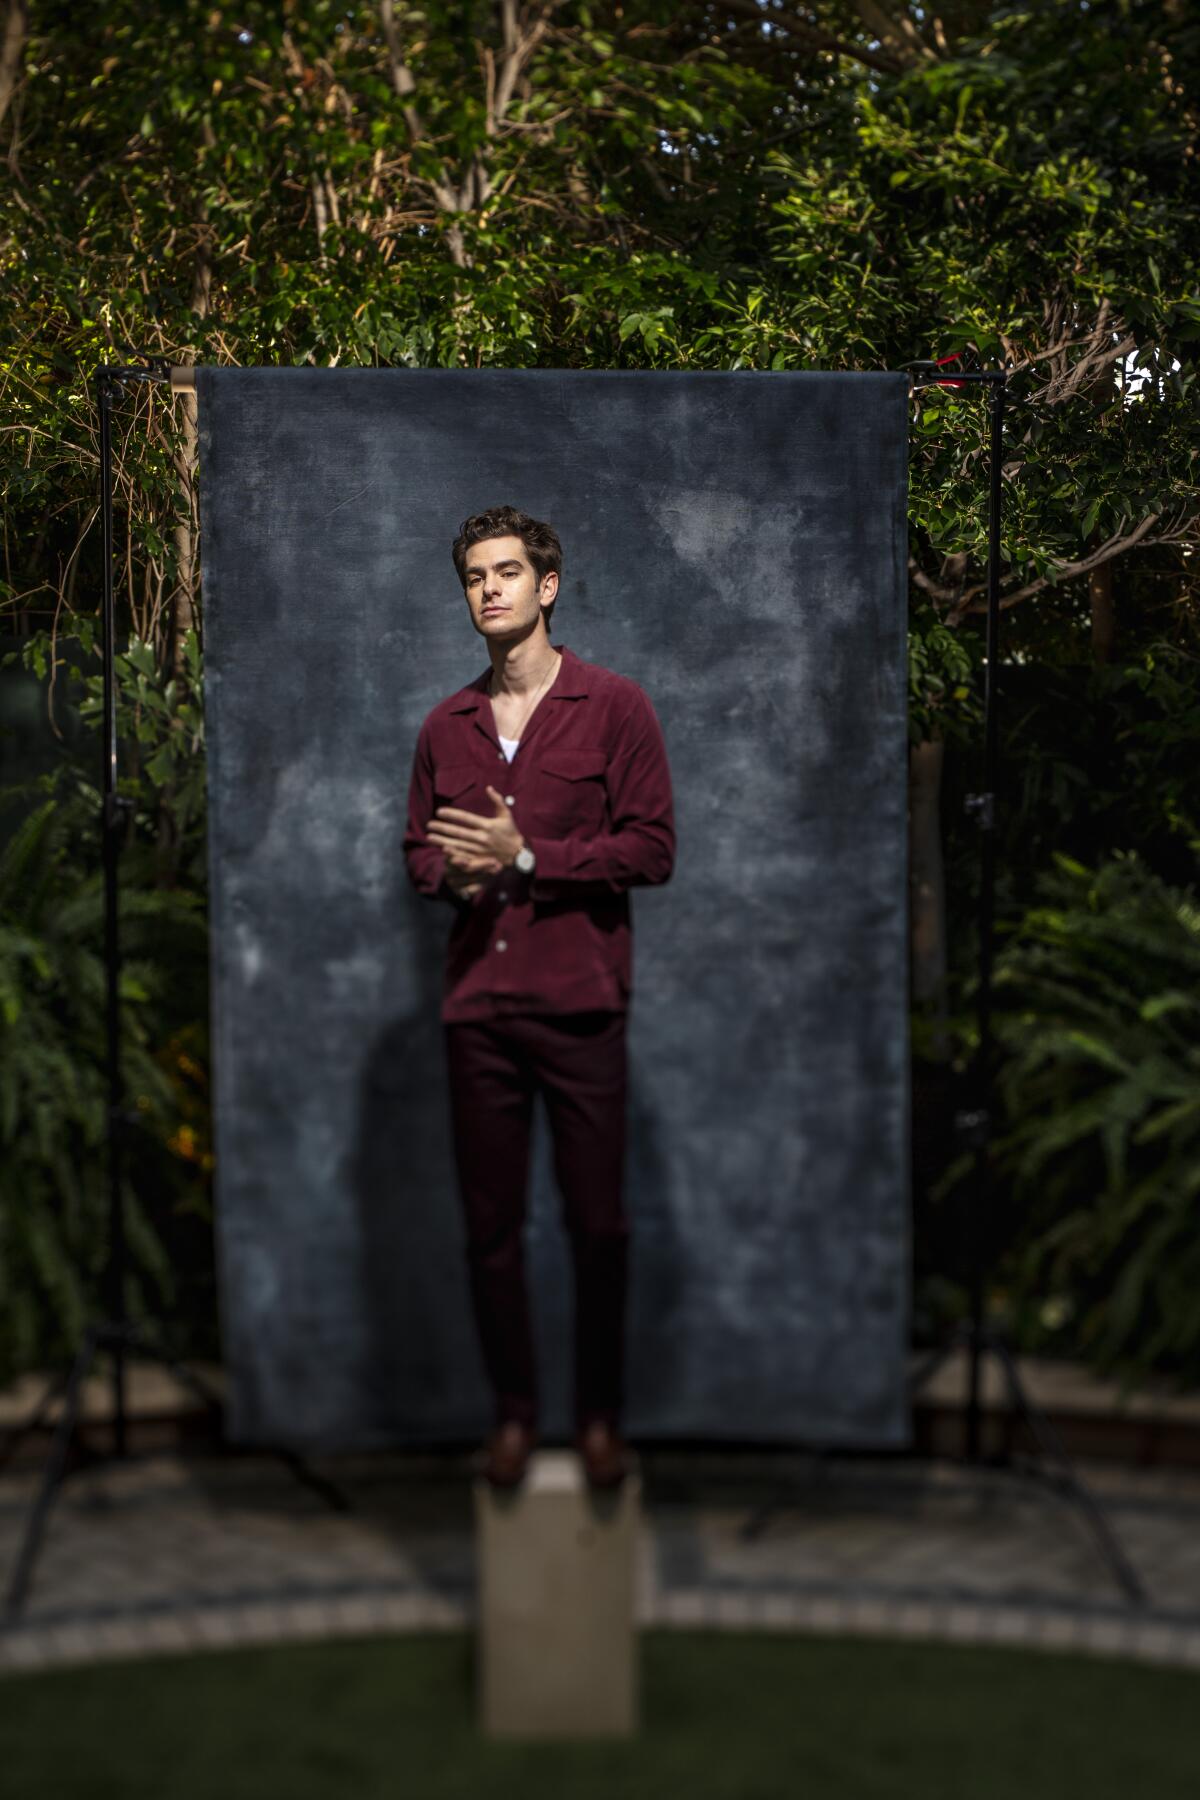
[403,720,470,911]
[526,686,675,900]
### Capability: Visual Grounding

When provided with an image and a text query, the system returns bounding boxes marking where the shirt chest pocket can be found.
[532,748,609,835]
[432,762,483,815]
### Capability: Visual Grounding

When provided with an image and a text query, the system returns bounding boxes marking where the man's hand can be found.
[427,787,525,876]
[442,849,500,903]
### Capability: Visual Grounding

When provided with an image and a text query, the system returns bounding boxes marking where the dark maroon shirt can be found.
[403,643,675,1023]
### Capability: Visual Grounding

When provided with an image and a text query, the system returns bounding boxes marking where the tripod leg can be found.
[737,1445,835,1543]
[989,1333,1147,1607]
[966,1260,986,1462]
[151,1355,223,1420]
[105,1322,226,1425]
[906,1320,968,1400]
[4,1325,102,1622]
[271,1448,352,1514]
[109,1323,352,1515]
[0,1368,71,1477]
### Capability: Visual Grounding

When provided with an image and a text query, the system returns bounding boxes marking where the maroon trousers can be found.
[442,1009,629,1434]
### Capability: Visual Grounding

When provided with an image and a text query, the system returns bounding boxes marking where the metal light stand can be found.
[2,357,349,1626]
[900,365,1143,1603]
[741,365,1145,1606]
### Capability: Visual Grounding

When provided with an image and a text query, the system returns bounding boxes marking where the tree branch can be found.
[850,0,937,66]
[718,0,908,76]
[377,0,554,263]
[914,511,1182,623]
[378,0,429,146]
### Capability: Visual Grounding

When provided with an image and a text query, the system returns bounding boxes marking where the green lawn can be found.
[2,1628,1197,1800]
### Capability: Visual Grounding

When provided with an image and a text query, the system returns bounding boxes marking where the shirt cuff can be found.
[522,833,620,899]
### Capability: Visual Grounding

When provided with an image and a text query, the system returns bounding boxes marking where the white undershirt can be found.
[498,734,520,763]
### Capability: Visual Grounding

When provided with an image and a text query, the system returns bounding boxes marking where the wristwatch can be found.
[514,843,536,875]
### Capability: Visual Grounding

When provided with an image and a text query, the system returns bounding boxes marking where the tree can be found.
[1,1,1198,1376]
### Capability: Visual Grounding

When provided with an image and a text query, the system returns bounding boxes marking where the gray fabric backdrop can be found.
[194,367,911,1451]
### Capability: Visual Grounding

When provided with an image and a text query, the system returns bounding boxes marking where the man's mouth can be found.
[482,608,508,616]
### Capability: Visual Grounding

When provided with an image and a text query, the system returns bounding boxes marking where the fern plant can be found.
[935,848,1200,1392]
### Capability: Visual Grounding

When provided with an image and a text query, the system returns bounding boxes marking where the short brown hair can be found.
[451,504,562,636]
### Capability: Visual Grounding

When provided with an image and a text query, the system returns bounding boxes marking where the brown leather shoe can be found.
[478,1419,537,1489]
[574,1420,632,1489]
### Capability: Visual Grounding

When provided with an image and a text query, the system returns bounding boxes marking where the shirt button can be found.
[496,939,507,952]
[505,795,514,805]
[497,891,508,902]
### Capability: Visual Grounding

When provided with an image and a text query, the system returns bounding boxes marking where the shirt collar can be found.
[447,643,591,714]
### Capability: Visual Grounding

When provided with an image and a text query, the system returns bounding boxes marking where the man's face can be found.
[463,534,558,637]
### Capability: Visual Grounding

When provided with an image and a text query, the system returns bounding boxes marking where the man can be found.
[402,504,675,1491]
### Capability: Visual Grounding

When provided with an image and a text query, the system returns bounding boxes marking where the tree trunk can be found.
[1089,559,1116,665]
[0,1,27,137]
[1084,355,1119,667]
[909,735,951,1061]
[169,148,214,677]
[156,139,214,884]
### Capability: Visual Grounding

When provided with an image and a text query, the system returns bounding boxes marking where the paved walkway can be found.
[4,1442,1200,1677]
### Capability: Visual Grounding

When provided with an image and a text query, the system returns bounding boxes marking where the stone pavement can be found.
[4,1440,1200,1678]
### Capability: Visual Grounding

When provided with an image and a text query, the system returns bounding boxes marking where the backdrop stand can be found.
[2,358,349,1627]
[740,366,1145,1608]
